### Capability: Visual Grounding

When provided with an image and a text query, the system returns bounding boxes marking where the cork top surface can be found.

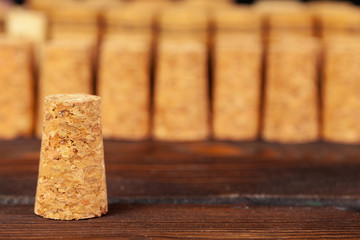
[254,0,306,15]
[104,5,155,27]
[45,94,100,103]
[268,11,313,28]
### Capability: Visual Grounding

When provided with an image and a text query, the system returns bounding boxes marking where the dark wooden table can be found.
[1,139,360,239]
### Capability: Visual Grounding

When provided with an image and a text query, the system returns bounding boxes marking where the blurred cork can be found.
[153,37,209,141]
[98,35,151,140]
[262,37,320,143]
[36,39,93,137]
[322,37,360,144]
[0,38,34,139]
[213,34,262,141]
[34,94,107,220]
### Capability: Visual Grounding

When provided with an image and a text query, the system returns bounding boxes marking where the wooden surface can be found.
[1,139,360,239]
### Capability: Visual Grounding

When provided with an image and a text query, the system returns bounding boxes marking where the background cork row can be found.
[0,0,359,144]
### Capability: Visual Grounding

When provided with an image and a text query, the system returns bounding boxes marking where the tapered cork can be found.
[0,38,34,139]
[34,94,107,220]
[262,37,320,143]
[322,37,360,144]
[153,37,209,141]
[98,35,151,140]
[36,39,94,137]
[213,34,262,141]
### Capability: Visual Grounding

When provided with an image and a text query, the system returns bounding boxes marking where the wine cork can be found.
[213,34,262,141]
[0,38,34,139]
[34,94,107,220]
[267,11,314,39]
[159,5,209,43]
[262,37,320,143]
[213,6,262,35]
[36,39,93,137]
[153,37,209,141]
[322,37,360,143]
[98,35,151,140]
[315,7,360,38]
[103,4,155,38]
[49,5,100,41]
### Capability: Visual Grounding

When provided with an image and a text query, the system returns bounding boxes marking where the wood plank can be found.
[1,204,360,239]
[1,140,360,206]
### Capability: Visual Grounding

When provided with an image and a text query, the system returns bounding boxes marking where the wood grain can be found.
[1,140,360,207]
[1,204,360,239]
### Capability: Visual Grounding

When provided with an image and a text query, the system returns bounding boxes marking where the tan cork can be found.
[98,35,151,140]
[0,38,34,139]
[36,39,93,137]
[262,36,320,143]
[322,37,360,144]
[153,37,209,141]
[213,33,263,141]
[34,94,107,220]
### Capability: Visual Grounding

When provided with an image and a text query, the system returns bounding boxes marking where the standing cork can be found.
[322,37,360,143]
[36,39,93,137]
[98,35,151,140]
[35,94,107,220]
[0,38,34,139]
[153,37,209,141]
[213,34,262,141]
[262,37,320,143]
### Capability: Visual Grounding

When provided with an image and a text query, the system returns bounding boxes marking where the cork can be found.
[213,6,262,34]
[34,94,107,220]
[262,37,320,143]
[0,38,34,139]
[103,4,155,38]
[153,37,209,141]
[49,5,100,41]
[267,11,314,39]
[158,5,209,43]
[98,34,151,140]
[36,39,94,137]
[322,37,360,144]
[314,7,360,38]
[213,33,262,141]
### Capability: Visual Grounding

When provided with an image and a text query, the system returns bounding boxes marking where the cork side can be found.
[34,93,107,220]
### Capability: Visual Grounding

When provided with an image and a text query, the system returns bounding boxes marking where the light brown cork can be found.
[267,11,314,39]
[153,37,209,141]
[322,37,360,144]
[103,3,157,38]
[0,38,34,139]
[313,5,360,38]
[36,39,94,137]
[158,6,209,43]
[35,94,107,220]
[213,33,262,141]
[262,37,320,143]
[213,6,262,34]
[98,35,151,140]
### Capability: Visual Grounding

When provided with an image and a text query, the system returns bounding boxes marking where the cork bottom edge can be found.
[34,210,108,221]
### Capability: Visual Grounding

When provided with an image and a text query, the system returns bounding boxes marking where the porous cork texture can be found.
[0,38,34,139]
[98,35,151,140]
[36,39,93,137]
[322,37,360,144]
[34,94,107,220]
[213,34,262,141]
[153,37,209,141]
[262,37,320,143]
